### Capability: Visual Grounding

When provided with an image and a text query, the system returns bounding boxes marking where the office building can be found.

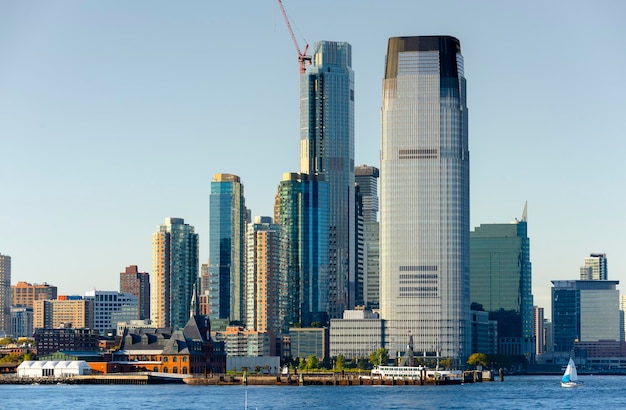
[0,254,10,336]
[289,327,329,360]
[12,281,58,308]
[552,280,620,352]
[580,253,608,280]
[534,306,545,355]
[274,172,329,326]
[11,306,33,338]
[212,326,270,357]
[34,327,99,356]
[329,309,383,360]
[355,165,380,309]
[209,174,247,324]
[33,299,94,329]
[470,206,534,359]
[245,217,285,353]
[380,36,470,360]
[300,41,355,318]
[85,290,139,335]
[120,265,150,320]
[151,217,199,329]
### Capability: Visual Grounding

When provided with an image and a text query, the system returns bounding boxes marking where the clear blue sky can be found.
[1,1,624,317]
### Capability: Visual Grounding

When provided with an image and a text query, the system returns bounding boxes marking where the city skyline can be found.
[1,1,625,317]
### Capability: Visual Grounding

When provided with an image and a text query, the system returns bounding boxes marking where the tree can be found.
[439,358,452,370]
[357,356,368,370]
[467,353,489,368]
[335,354,345,370]
[305,354,319,370]
[368,348,389,367]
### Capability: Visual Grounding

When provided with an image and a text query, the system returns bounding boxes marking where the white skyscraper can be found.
[380,36,470,360]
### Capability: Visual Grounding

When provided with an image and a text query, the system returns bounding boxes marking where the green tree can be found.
[439,358,452,370]
[0,337,15,346]
[356,356,368,370]
[306,354,319,370]
[368,348,389,367]
[467,353,489,368]
[335,354,345,370]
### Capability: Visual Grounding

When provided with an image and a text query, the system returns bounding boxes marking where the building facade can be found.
[11,306,33,338]
[12,281,58,308]
[120,265,150,320]
[33,299,94,329]
[470,206,534,359]
[209,174,247,324]
[245,216,286,352]
[534,306,545,355]
[151,217,199,329]
[354,165,380,309]
[0,253,11,335]
[289,327,329,360]
[300,41,355,318]
[84,290,139,335]
[329,310,383,360]
[580,253,608,280]
[34,327,99,356]
[212,326,270,357]
[274,172,329,326]
[379,36,470,360]
[552,280,620,352]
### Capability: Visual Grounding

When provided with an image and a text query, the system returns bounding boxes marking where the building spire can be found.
[190,282,198,318]
[521,201,528,222]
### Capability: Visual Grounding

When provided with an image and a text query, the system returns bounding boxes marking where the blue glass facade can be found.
[470,209,534,358]
[275,173,329,326]
[300,41,355,319]
[209,174,246,324]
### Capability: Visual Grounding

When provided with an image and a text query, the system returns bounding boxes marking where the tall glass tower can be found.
[209,174,247,324]
[275,172,329,326]
[0,253,11,336]
[380,36,470,360]
[151,217,199,329]
[470,204,534,359]
[300,41,355,319]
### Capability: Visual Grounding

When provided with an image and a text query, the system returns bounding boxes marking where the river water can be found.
[1,375,624,409]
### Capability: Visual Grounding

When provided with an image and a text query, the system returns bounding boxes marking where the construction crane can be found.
[277,0,311,74]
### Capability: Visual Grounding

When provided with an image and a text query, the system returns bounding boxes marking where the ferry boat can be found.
[371,366,462,381]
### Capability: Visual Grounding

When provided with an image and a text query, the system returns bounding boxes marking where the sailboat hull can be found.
[561,381,577,388]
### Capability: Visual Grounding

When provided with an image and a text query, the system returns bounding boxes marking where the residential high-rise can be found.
[0,253,10,335]
[380,36,470,360]
[355,165,380,309]
[300,41,355,318]
[151,217,199,329]
[33,298,94,329]
[245,217,285,354]
[580,253,608,280]
[275,172,329,326]
[470,205,534,359]
[12,281,58,308]
[120,265,150,320]
[552,280,620,352]
[209,174,247,324]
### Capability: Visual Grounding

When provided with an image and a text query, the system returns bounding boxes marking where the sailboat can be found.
[561,358,579,387]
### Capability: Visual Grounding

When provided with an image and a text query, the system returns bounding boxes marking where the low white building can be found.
[17,360,91,378]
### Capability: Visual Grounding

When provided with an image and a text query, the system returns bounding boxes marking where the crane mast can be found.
[277,0,311,74]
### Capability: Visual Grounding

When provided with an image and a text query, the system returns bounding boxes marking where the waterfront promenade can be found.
[0,370,495,386]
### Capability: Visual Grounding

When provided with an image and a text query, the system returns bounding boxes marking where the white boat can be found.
[561,358,579,387]
[371,366,462,381]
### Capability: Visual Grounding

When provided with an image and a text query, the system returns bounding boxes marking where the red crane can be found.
[277,0,311,74]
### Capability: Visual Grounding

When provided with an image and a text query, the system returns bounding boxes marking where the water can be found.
[1,375,624,409]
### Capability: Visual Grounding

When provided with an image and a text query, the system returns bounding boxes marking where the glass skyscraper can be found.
[275,172,329,326]
[209,174,247,324]
[151,217,198,329]
[380,36,470,360]
[470,205,534,359]
[300,41,355,319]
[552,280,620,352]
[0,253,10,336]
[355,165,380,309]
